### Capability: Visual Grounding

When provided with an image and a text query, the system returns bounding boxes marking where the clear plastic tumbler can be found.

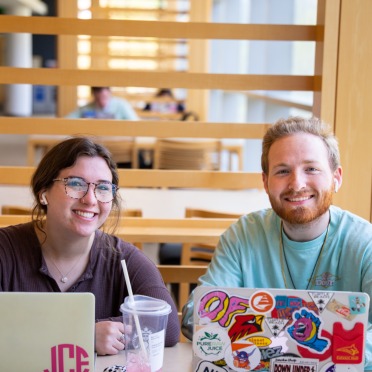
[120,295,171,372]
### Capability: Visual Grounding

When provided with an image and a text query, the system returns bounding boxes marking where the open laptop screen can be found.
[192,286,369,372]
[0,292,95,372]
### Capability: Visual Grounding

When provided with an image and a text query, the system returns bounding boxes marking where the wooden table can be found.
[0,216,237,244]
[115,218,235,244]
[95,342,192,371]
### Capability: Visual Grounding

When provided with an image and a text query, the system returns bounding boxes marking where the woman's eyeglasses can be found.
[53,177,117,203]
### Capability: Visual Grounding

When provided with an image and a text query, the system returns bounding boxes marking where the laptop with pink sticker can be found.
[192,286,369,372]
[0,292,95,372]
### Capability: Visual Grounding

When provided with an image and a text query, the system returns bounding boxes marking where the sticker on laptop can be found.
[349,295,367,315]
[249,290,276,313]
[309,291,334,313]
[224,340,261,371]
[270,357,318,372]
[193,326,231,362]
[195,360,228,372]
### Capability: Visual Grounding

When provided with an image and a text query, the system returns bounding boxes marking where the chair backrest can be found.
[178,208,241,313]
[120,209,143,250]
[101,137,137,167]
[153,139,222,170]
[181,208,241,265]
[121,209,143,217]
[1,205,32,215]
[185,208,241,219]
[157,264,207,342]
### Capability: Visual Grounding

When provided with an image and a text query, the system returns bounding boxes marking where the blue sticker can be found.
[349,295,367,314]
[275,296,288,309]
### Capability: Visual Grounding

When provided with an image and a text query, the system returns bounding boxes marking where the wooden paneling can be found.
[188,0,212,121]
[0,35,4,105]
[313,0,340,125]
[56,1,78,117]
[332,0,372,221]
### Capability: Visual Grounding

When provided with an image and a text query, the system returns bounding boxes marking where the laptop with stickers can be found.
[192,286,370,372]
[0,292,95,372]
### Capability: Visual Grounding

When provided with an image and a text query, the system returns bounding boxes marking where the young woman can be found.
[0,137,180,355]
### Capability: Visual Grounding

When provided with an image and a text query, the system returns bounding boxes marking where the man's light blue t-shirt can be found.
[182,206,372,368]
[67,96,139,120]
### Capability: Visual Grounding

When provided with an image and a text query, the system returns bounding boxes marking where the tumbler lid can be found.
[120,295,172,316]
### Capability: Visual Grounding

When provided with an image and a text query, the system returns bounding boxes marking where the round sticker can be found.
[224,340,261,371]
[250,290,275,313]
[193,326,231,362]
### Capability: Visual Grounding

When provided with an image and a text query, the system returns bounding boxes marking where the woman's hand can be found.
[95,321,125,355]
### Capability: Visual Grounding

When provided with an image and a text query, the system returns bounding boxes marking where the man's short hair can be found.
[261,116,340,174]
[91,87,110,94]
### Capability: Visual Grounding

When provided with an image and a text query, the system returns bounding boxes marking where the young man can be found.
[67,87,139,120]
[181,116,372,367]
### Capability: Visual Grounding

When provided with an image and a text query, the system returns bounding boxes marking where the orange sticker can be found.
[250,291,275,313]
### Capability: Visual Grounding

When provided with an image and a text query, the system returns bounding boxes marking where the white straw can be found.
[121,259,148,360]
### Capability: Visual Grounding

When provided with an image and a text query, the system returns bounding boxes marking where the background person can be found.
[143,88,185,114]
[67,86,139,120]
[0,137,180,355]
[181,116,372,368]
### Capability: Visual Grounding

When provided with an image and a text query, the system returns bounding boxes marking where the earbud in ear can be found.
[334,179,339,193]
[41,192,48,205]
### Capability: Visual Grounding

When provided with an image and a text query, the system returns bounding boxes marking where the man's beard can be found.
[269,187,333,225]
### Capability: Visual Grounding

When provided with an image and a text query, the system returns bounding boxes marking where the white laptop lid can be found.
[192,287,369,372]
[0,292,95,372]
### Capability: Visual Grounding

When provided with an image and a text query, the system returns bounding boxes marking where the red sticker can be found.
[332,322,364,364]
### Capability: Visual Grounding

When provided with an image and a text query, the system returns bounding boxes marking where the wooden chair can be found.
[157,264,207,342]
[178,208,241,311]
[157,208,240,310]
[153,139,222,171]
[121,209,143,249]
[181,208,241,264]
[101,137,138,168]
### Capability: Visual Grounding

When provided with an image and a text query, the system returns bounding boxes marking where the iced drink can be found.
[121,295,171,372]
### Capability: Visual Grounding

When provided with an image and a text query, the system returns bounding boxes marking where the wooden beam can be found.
[0,67,316,91]
[0,117,269,138]
[0,15,319,41]
[57,1,78,117]
[313,0,340,123]
[0,166,263,189]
